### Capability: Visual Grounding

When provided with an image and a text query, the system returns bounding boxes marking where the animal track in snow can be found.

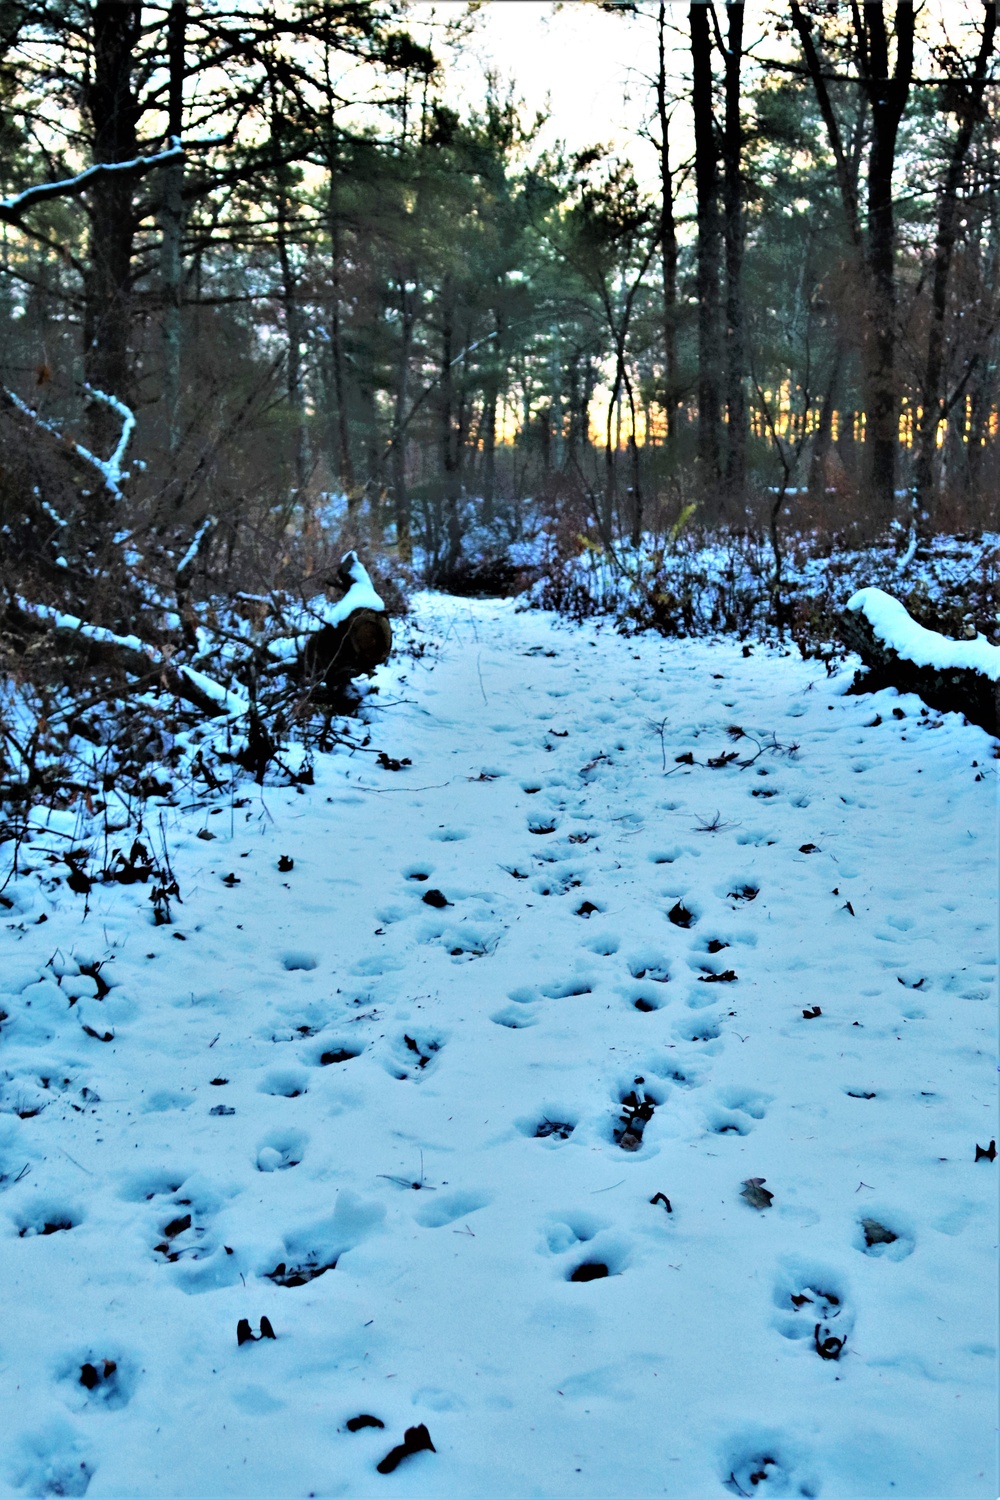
[674,1015,722,1043]
[385,1030,445,1080]
[717,1086,770,1119]
[415,1189,490,1228]
[489,1005,538,1029]
[256,1128,306,1171]
[584,931,620,956]
[722,1430,819,1496]
[527,816,558,835]
[667,899,698,929]
[626,949,671,983]
[854,1209,915,1259]
[772,1258,854,1361]
[10,1422,95,1498]
[648,846,684,865]
[515,1108,577,1143]
[280,950,317,972]
[258,1068,308,1098]
[538,976,593,1000]
[58,1351,135,1411]
[314,1040,363,1065]
[16,1199,81,1237]
[625,984,667,1013]
[264,1192,384,1285]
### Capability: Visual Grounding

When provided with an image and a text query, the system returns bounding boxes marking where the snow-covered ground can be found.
[0,596,996,1499]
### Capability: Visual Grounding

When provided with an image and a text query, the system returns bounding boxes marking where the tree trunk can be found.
[327,191,355,496]
[160,0,185,460]
[808,343,844,498]
[83,0,141,455]
[439,283,463,571]
[859,1,915,512]
[722,1,746,500]
[656,1,679,441]
[273,128,309,496]
[689,1,721,486]
[913,1,996,515]
[391,276,414,562]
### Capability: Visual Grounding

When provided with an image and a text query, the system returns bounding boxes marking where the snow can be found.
[13,600,151,658]
[80,388,135,496]
[848,587,1000,681]
[327,551,386,625]
[176,517,215,579]
[0,597,996,1498]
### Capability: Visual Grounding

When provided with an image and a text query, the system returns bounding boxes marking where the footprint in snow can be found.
[722,1429,819,1496]
[58,1350,135,1410]
[624,983,667,1013]
[514,1108,578,1143]
[263,1191,385,1287]
[673,1014,722,1044]
[854,1208,915,1260]
[312,1040,362,1066]
[384,1030,445,1080]
[279,950,318,972]
[16,1199,81,1237]
[258,1068,309,1098]
[256,1129,306,1171]
[772,1257,855,1362]
[10,1421,95,1498]
[414,1189,490,1228]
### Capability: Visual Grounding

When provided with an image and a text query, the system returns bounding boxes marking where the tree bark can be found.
[656,1,679,441]
[689,1,721,486]
[272,97,309,496]
[160,0,186,459]
[391,275,414,562]
[327,203,356,496]
[722,1,746,500]
[861,2,914,511]
[913,1,996,514]
[83,0,142,455]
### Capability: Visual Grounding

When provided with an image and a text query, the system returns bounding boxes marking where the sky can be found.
[408,1,687,188]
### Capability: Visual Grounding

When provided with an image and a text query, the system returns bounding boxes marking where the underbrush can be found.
[526,527,1000,669]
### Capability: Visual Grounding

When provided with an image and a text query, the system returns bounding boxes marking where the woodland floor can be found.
[0,594,997,1499]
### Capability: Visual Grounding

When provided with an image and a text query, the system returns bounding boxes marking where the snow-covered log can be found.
[843,587,999,736]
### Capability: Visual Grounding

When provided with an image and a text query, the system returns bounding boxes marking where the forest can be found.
[2,0,998,589]
[0,9,997,1498]
[1,0,998,820]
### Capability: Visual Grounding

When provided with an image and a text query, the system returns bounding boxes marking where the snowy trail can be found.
[0,597,996,1499]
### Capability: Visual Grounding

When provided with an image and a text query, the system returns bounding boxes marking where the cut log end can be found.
[303,608,393,687]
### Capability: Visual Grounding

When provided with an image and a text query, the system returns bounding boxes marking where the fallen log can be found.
[842,587,999,736]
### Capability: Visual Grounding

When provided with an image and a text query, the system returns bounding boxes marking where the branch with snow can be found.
[4,384,134,500]
[0,144,185,224]
[12,599,249,721]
